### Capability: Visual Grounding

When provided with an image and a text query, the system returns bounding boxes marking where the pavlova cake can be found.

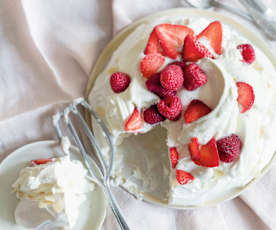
[89,16,276,206]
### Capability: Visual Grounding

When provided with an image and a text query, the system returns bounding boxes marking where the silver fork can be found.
[53,98,130,230]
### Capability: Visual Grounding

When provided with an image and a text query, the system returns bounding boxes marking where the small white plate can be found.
[0,140,107,230]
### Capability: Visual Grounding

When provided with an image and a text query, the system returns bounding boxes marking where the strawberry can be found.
[160,64,184,91]
[140,53,165,78]
[170,147,179,168]
[155,24,194,59]
[237,44,255,64]
[189,138,201,165]
[236,82,255,113]
[182,34,213,62]
[189,137,220,167]
[184,63,208,91]
[110,72,131,93]
[144,30,165,55]
[176,170,194,185]
[217,134,242,163]
[31,158,53,165]
[124,107,144,131]
[184,100,212,123]
[196,21,223,55]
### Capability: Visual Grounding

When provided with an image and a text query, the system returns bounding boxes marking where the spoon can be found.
[238,0,276,40]
[184,0,276,41]
[183,0,251,21]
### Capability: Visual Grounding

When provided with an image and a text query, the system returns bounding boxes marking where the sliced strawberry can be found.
[196,21,223,55]
[176,170,194,185]
[124,107,144,131]
[189,137,220,167]
[184,100,212,123]
[236,82,255,113]
[155,24,194,59]
[170,147,179,168]
[140,53,165,78]
[189,137,201,165]
[144,30,165,55]
[199,137,220,167]
[31,158,53,165]
[182,35,213,62]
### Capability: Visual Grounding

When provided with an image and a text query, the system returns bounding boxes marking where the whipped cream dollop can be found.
[89,16,276,206]
[12,139,94,229]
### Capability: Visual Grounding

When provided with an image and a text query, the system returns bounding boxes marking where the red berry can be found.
[176,170,194,185]
[170,147,179,168]
[145,74,176,99]
[144,29,166,55]
[184,63,208,91]
[31,158,53,165]
[140,53,165,78]
[184,100,212,123]
[217,134,242,163]
[189,137,220,167]
[237,44,255,64]
[154,24,194,59]
[110,72,131,93]
[160,64,184,91]
[236,82,255,113]
[143,105,165,124]
[157,95,183,120]
[196,21,223,55]
[182,34,213,62]
[124,107,144,131]
[171,61,186,69]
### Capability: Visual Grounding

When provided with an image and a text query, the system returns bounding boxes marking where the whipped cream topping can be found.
[12,139,94,229]
[88,16,276,206]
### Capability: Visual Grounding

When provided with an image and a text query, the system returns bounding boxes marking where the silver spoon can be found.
[238,0,276,40]
[183,0,251,21]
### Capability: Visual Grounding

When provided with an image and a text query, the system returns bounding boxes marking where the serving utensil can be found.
[184,0,276,40]
[53,98,130,230]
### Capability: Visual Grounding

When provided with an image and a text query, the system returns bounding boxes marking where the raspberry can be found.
[146,74,176,99]
[160,64,184,91]
[110,72,131,93]
[184,63,208,91]
[157,95,183,120]
[143,105,165,124]
[217,134,242,163]
[237,44,255,64]
[171,61,186,69]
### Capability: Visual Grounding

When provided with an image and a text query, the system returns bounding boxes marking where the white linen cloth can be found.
[0,0,276,229]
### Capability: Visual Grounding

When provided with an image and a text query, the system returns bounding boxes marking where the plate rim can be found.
[85,8,276,209]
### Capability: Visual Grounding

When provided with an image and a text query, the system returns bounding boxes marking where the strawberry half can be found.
[144,30,166,55]
[176,170,194,185]
[31,158,53,165]
[140,53,165,78]
[170,147,179,168]
[184,100,212,123]
[124,107,144,131]
[182,35,213,62]
[189,138,201,165]
[196,21,223,55]
[236,82,255,113]
[155,24,194,59]
[189,137,220,167]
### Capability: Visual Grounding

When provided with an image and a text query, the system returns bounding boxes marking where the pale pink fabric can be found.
[0,0,276,229]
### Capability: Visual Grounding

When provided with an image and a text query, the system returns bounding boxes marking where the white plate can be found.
[86,8,276,209]
[0,140,107,230]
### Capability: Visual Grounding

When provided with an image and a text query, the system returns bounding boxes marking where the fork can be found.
[53,98,130,230]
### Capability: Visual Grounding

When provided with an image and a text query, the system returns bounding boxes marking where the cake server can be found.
[53,98,130,230]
